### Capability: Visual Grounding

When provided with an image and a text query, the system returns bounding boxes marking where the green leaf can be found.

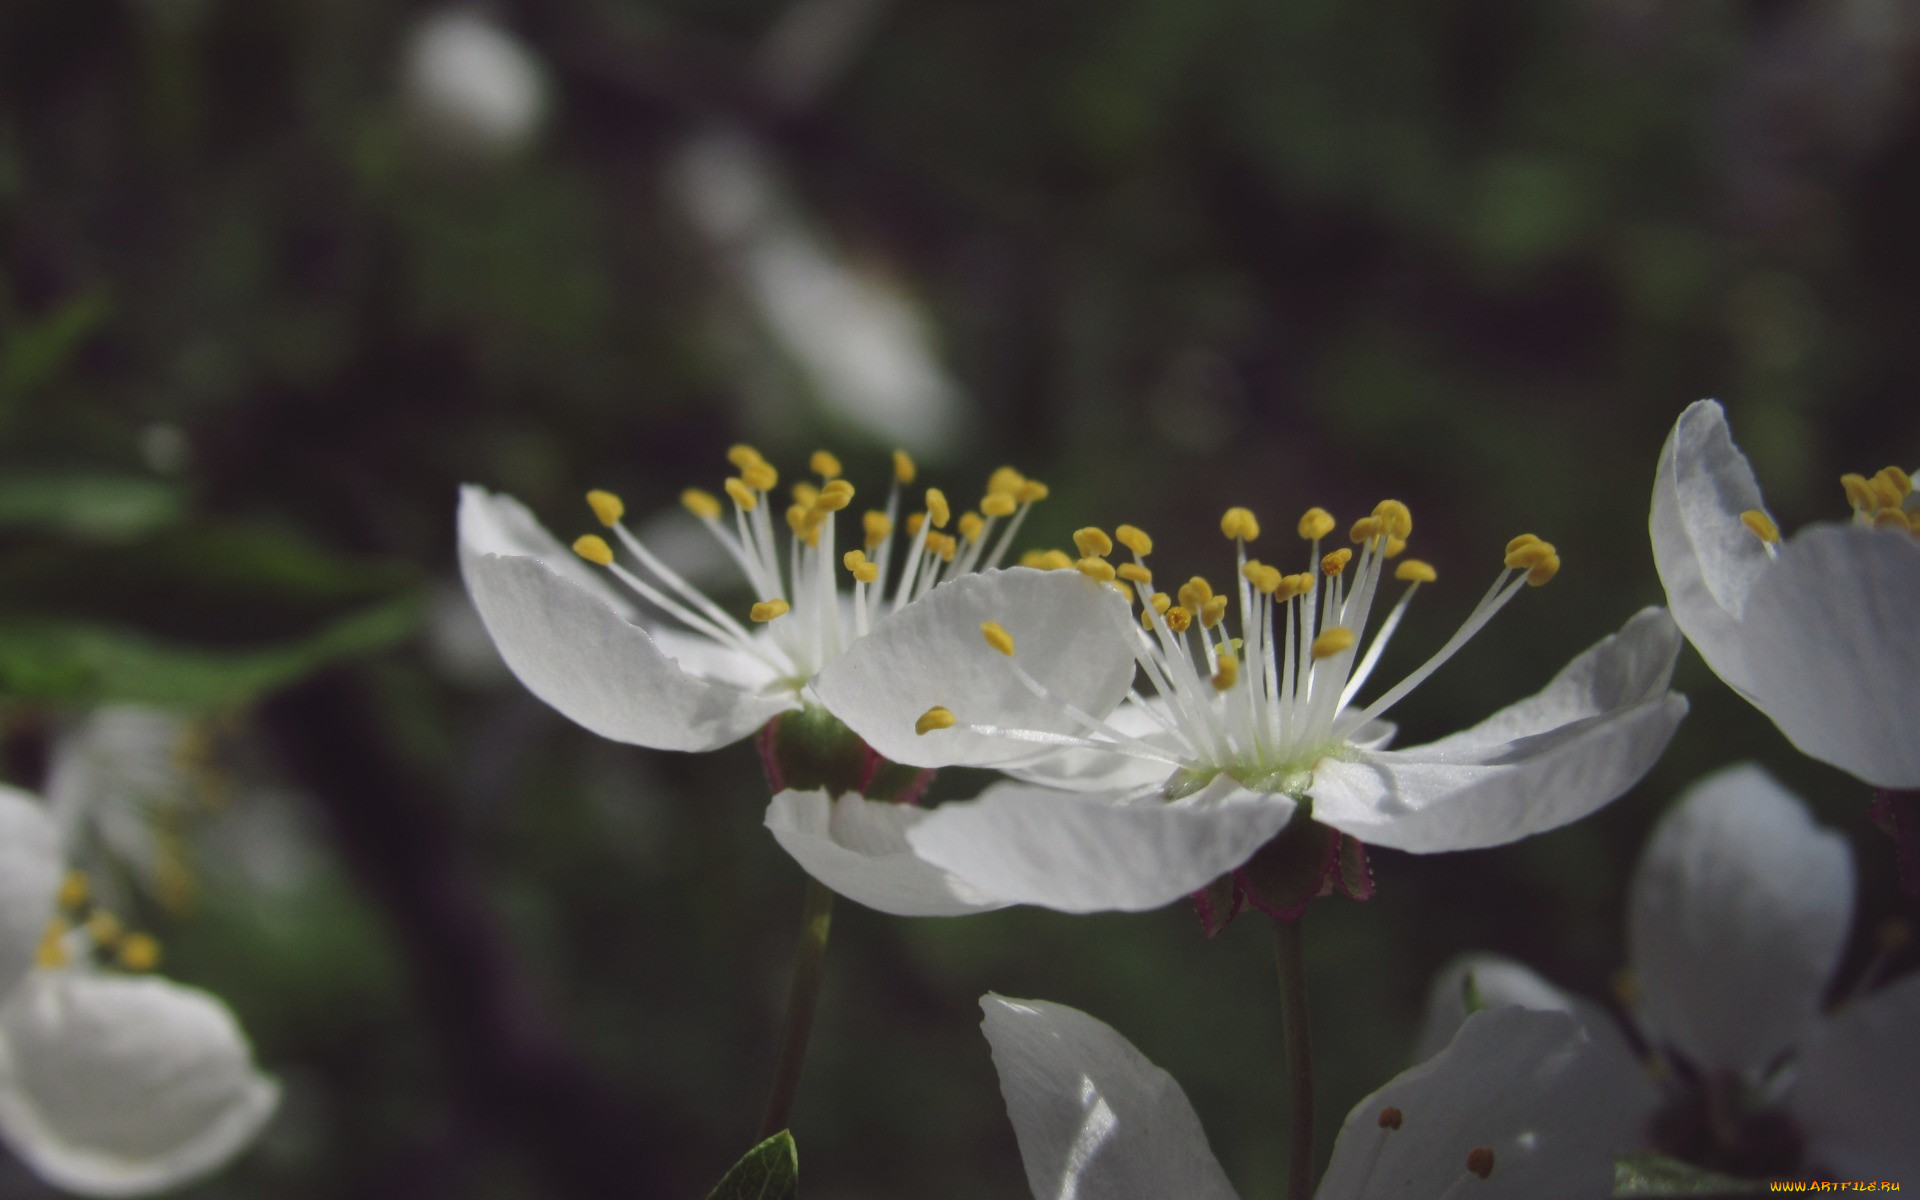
[704,1130,798,1200]
[1612,1153,1764,1197]
[0,474,186,540]
[0,289,112,411]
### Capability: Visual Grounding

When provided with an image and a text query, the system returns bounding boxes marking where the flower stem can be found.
[1273,917,1315,1200]
[758,876,836,1139]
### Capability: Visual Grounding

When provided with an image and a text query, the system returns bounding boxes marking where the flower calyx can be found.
[1189,812,1373,936]
[755,705,932,804]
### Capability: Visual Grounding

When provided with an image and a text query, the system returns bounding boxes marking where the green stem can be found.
[1273,917,1315,1200]
[758,876,836,1139]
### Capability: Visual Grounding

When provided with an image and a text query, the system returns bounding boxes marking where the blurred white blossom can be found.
[403,10,549,160]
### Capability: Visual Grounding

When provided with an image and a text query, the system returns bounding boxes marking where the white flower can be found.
[0,784,278,1197]
[1651,399,1920,787]
[1417,763,1920,1182]
[403,11,549,159]
[458,450,1136,758]
[979,992,1642,1200]
[775,504,1686,915]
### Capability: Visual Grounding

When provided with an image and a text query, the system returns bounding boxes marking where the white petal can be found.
[763,790,1010,916]
[460,550,796,752]
[1318,1008,1641,1200]
[0,787,62,999]
[1648,401,1771,698]
[1790,972,1920,1181]
[0,971,279,1198]
[1627,764,1852,1077]
[1002,699,1183,794]
[1732,524,1920,787]
[458,485,636,618]
[979,994,1241,1200]
[815,568,1137,769]
[906,778,1294,914]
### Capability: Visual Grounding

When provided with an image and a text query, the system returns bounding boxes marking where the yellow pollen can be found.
[915,706,956,735]
[814,479,855,512]
[987,466,1025,495]
[117,933,161,972]
[1383,536,1407,558]
[810,450,843,479]
[792,482,821,508]
[926,488,952,528]
[1213,650,1239,691]
[573,535,615,567]
[1076,557,1117,582]
[1465,1147,1495,1180]
[1073,527,1114,558]
[682,488,722,520]
[750,598,791,622]
[1298,507,1335,540]
[586,489,626,527]
[725,477,759,511]
[906,512,927,536]
[1118,562,1153,584]
[1321,548,1352,576]
[1201,594,1229,629]
[1373,499,1412,539]
[1014,479,1049,503]
[864,510,892,547]
[981,621,1016,656]
[1164,605,1193,632]
[1503,536,1555,570]
[1349,516,1380,543]
[741,461,779,491]
[1244,562,1282,594]
[1178,577,1215,611]
[1220,506,1261,541]
[843,550,880,584]
[1740,509,1781,545]
[57,871,89,911]
[1526,553,1562,587]
[85,910,123,946]
[1116,524,1154,556]
[893,449,917,485]
[1876,465,1913,497]
[1311,627,1356,659]
[981,492,1017,518]
[726,443,766,471]
[1394,559,1437,584]
[1377,1107,1404,1130]
[959,512,985,542]
[36,919,70,969]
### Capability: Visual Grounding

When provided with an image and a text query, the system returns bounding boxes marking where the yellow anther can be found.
[1873,508,1912,533]
[117,933,161,972]
[1148,591,1173,614]
[843,550,880,584]
[1200,594,1229,629]
[1372,499,1412,539]
[981,621,1016,656]
[785,504,813,539]
[864,510,892,548]
[1015,479,1049,503]
[725,477,759,511]
[1076,557,1117,582]
[750,598,792,622]
[741,461,779,492]
[682,488,722,520]
[36,920,70,969]
[1841,472,1876,511]
[57,871,89,911]
[1178,576,1215,612]
[1868,475,1902,510]
[1876,465,1913,497]
[1220,506,1261,541]
[1395,559,1437,584]
[1504,537,1557,570]
[85,910,123,946]
[1505,533,1542,556]
[814,479,855,512]
[1116,524,1154,556]
[1740,509,1782,545]
[959,512,985,542]
[915,706,956,735]
[926,488,952,528]
[1022,548,1073,570]
[792,482,821,508]
[1164,605,1192,633]
[1073,527,1114,558]
[726,444,766,470]
[1321,548,1352,576]
[1111,580,1134,603]
[1465,1147,1495,1180]
[1526,553,1561,587]
[987,466,1025,495]
[1284,572,1314,599]
[1377,1107,1404,1131]
[1243,562,1282,594]
[1298,507,1336,540]
[1118,562,1154,584]
[893,449,917,485]
[586,489,626,527]
[1348,516,1380,544]
[933,533,959,562]
[1383,536,1407,558]
[1212,650,1239,691]
[1312,627,1356,659]
[981,492,1017,518]
[905,512,927,536]
[572,535,615,567]
[810,450,843,479]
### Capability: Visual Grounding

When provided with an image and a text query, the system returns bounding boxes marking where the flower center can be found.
[37,870,163,973]
[568,444,1050,687]
[1741,464,1917,557]
[919,501,1559,801]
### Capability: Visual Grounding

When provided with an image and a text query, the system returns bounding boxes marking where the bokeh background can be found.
[2,0,1917,1195]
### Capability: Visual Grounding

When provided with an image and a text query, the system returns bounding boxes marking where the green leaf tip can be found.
[705,1130,798,1200]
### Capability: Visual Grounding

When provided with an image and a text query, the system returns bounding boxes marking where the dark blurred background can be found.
[1,0,1917,1195]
